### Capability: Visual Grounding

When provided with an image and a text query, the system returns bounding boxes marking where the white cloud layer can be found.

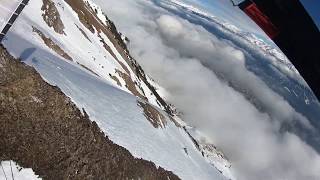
[94,0,320,179]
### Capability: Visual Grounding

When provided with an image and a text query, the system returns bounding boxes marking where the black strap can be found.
[0,0,30,43]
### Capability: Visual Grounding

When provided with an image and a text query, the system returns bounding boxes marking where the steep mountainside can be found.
[1,0,234,179]
[0,45,178,180]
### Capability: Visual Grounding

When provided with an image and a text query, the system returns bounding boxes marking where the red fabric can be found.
[243,3,280,39]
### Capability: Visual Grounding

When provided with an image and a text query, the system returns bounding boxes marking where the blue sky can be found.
[183,0,320,37]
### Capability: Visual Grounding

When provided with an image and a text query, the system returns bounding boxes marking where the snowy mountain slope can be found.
[0,44,179,180]
[2,0,233,179]
[184,127,236,180]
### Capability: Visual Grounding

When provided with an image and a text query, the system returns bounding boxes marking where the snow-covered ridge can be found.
[3,0,234,179]
[184,127,235,180]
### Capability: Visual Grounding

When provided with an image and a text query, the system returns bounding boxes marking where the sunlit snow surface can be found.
[0,161,41,180]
